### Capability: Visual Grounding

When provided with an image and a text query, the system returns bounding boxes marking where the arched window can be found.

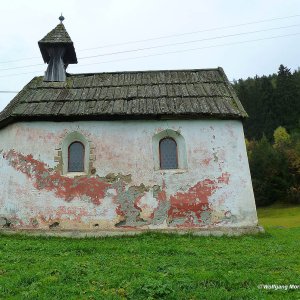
[68,141,85,172]
[159,137,178,169]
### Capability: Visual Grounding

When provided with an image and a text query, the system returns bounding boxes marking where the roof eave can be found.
[38,42,78,64]
[0,113,245,130]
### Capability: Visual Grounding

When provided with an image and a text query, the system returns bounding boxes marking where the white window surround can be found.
[152,129,188,171]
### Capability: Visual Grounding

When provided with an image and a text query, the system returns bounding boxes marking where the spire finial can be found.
[59,14,65,23]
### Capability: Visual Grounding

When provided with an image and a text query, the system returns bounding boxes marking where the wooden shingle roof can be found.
[38,23,77,64]
[39,23,73,44]
[0,68,247,129]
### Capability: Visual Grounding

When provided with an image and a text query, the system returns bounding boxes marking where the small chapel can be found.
[0,18,260,235]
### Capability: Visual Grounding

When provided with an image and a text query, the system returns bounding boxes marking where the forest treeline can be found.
[233,65,300,206]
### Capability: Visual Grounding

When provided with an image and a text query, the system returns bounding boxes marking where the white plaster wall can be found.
[0,119,258,230]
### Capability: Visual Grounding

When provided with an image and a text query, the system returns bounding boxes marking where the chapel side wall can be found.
[0,120,258,230]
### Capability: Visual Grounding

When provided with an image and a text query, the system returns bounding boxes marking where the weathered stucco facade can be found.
[0,119,258,233]
[0,20,260,235]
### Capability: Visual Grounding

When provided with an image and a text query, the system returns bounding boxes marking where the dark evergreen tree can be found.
[233,65,300,140]
[248,135,290,206]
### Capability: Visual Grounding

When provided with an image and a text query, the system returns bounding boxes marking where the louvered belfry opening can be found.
[44,46,66,81]
[38,17,77,82]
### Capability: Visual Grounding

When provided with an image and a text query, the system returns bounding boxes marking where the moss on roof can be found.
[0,68,248,129]
[38,23,77,64]
[39,23,73,44]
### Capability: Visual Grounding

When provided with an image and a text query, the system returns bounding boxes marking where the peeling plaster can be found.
[4,150,110,205]
[3,150,234,229]
[0,120,258,232]
[168,173,230,226]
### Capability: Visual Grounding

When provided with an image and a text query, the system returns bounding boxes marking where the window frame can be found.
[59,131,92,176]
[152,129,188,172]
[159,137,178,170]
[68,141,85,173]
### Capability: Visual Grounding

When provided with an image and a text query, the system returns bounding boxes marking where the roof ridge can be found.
[66,68,222,77]
[30,68,222,80]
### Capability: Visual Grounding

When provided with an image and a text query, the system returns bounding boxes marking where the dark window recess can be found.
[68,142,84,172]
[159,138,178,169]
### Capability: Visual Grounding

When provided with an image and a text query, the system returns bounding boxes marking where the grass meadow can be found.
[0,205,299,299]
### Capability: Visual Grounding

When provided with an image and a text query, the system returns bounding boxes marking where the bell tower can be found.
[38,15,77,82]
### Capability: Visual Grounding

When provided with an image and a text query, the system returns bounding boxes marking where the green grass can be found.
[0,227,299,299]
[258,203,300,228]
[0,204,299,299]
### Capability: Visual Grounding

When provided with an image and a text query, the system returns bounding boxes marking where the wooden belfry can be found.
[38,15,77,82]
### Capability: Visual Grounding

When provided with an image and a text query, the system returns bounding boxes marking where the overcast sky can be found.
[0,0,300,111]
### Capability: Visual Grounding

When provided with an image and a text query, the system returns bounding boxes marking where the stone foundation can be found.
[0,226,264,238]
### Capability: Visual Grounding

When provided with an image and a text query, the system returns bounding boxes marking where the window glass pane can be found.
[160,138,178,169]
[68,142,84,172]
